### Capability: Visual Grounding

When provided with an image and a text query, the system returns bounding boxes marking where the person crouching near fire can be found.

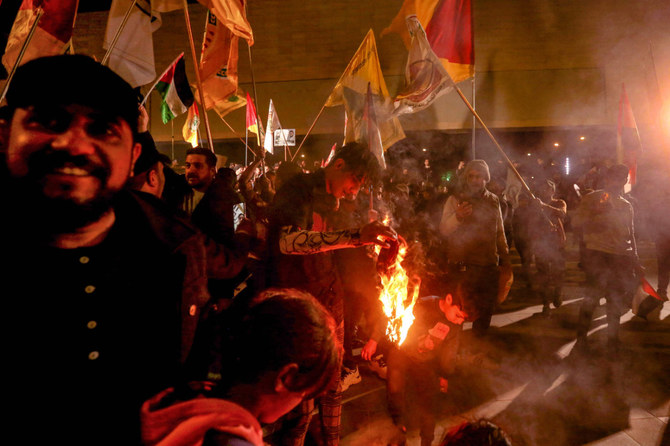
[140,288,342,446]
[386,293,467,446]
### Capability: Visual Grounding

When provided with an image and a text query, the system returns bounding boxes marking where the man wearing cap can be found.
[571,163,640,356]
[439,159,511,337]
[0,55,209,443]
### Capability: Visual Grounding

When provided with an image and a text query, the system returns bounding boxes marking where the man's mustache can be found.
[29,151,108,181]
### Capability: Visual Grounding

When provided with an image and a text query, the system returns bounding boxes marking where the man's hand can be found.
[137,104,149,133]
[360,221,397,248]
[439,293,467,325]
[361,339,378,361]
[235,218,256,237]
[455,201,473,222]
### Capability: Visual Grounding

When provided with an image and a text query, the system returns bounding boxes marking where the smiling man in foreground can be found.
[1,55,210,444]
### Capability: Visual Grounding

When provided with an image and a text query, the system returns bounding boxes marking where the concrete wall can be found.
[66,0,670,150]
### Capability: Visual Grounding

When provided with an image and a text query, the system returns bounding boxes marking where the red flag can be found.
[2,0,79,72]
[382,0,474,83]
[246,92,260,145]
[616,83,642,185]
[640,274,665,302]
[322,143,337,167]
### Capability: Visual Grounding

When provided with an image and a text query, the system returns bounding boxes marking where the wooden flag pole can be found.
[182,0,215,152]
[101,0,137,66]
[0,7,44,104]
[291,102,326,162]
[451,82,533,196]
[292,56,354,162]
[243,0,263,160]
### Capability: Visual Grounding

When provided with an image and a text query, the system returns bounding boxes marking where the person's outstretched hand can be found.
[360,221,397,248]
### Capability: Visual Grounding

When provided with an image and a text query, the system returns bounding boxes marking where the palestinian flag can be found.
[155,53,194,123]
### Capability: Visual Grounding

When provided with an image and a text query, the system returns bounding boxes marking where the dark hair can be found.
[605,163,629,182]
[186,147,218,168]
[440,420,512,446]
[5,55,139,137]
[330,142,381,184]
[217,288,342,398]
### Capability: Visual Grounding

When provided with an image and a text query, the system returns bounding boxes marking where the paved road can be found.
[339,239,669,446]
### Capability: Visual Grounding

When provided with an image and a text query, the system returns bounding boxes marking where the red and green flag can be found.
[155,53,194,124]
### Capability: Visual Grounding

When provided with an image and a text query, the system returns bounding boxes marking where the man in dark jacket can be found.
[0,55,210,444]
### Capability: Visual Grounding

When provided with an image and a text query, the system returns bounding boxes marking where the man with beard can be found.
[439,160,511,337]
[0,55,210,444]
[183,146,217,214]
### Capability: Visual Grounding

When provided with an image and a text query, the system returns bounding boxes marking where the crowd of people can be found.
[1,54,663,446]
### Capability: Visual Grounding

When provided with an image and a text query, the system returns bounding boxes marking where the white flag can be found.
[103,0,161,88]
[263,99,284,154]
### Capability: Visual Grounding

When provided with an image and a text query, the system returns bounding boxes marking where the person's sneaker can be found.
[369,354,387,380]
[553,293,563,309]
[340,365,361,391]
[541,305,551,317]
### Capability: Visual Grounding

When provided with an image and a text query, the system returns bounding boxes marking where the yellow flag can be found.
[325,30,390,107]
[195,0,253,44]
[327,29,405,150]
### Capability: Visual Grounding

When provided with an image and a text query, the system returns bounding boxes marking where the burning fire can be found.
[376,227,420,345]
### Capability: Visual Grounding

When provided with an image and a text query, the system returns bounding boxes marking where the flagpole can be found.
[101,0,138,66]
[0,7,44,104]
[471,74,476,160]
[292,58,354,161]
[217,114,256,158]
[243,0,264,144]
[181,0,215,152]
[452,83,533,195]
[292,103,326,161]
[171,119,175,160]
[140,53,185,107]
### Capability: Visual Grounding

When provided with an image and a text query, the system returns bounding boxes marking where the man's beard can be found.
[463,184,485,198]
[10,151,119,235]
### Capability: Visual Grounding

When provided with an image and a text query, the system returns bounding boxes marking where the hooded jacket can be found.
[141,388,264,446]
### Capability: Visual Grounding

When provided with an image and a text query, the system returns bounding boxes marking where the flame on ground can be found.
[377,243,420,345]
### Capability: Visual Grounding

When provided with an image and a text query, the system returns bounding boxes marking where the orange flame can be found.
[377,242,420,345]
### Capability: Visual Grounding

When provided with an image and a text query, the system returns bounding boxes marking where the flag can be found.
[616,83,642,185]
[194,9,246,118]
[632,273,667,320]
[348,83,385,169]
[182,103,200,147]
[246,92,260,145]
[263,99,284,154]
[151,0,183,12]
[392,15,455,116]
[322,143,337,167]
[327,29,405,150]
[154,53,194,123]
[504,167,523,208]
[382,0,474,83]
[195,0,254,44]
[2,0,79,72]
[104,0,161,88]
